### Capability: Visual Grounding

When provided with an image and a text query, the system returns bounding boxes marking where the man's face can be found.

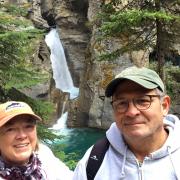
[0,115,37,166]
[112,80,170,141]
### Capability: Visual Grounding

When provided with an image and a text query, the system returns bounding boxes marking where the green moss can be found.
[0,3,29,17]
[0,13,32,30]
[100,63,115,89]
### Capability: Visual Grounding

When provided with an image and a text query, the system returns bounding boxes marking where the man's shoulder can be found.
[86,137,110,180]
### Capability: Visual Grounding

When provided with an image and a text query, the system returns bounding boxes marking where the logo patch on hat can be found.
[6,102,25,111]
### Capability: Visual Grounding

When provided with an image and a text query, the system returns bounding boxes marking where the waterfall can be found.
[51,112,68,130]
[51,94,69,130]
[45,28,79,99]
[45,28,79,130]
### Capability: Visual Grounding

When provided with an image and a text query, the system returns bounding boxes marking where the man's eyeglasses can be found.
[111,95,161,113]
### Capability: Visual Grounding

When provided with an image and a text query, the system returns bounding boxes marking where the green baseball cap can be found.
[105,66,165,97]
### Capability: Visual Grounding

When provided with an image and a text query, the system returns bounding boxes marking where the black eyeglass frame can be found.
[111,95,162,113]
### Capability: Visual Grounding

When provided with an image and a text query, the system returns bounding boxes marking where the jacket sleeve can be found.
[73,146,93,180]
[38,143,73,180]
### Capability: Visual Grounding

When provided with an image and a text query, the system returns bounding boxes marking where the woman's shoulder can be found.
[36,143,73,179]
[37,143,54,155]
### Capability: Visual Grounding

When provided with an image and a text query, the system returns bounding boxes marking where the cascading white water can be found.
[44,31,105,156]
[51,112,68,130]
[45,28,79,99]
[45,28,79,130]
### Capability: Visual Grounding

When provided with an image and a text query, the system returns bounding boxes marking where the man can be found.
[73,66,180,180]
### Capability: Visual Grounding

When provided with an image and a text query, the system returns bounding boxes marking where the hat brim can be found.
[0,113,42,127]
[105,77,159,97]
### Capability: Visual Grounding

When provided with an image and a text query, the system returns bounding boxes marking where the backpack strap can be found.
[86,137,110,180]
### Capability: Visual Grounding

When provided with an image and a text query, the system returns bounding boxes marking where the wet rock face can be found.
[38,0,180,129]
[38,0,149,129]
[40,0,56,26]
[39,0,91,127]
[69,0,88,14]
[28,0,49,29]
[51,0,90,88]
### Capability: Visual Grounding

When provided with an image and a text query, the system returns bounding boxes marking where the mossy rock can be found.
[170,71,180,82]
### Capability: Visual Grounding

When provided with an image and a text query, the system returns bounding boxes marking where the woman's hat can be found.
[0,101,42,127]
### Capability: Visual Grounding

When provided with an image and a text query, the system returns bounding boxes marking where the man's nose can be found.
[124,101,140,117]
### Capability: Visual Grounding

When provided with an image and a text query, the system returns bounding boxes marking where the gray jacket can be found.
[73,114,180,180]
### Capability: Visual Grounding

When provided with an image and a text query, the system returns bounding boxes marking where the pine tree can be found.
[96,0,180,81]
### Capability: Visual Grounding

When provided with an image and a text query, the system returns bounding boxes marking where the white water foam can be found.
[45,28,79,99]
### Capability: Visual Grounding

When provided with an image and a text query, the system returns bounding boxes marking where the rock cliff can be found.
[37,0,148,129]
[30,0,179,129]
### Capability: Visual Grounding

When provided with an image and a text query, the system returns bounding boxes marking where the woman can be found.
[0,101,73,180]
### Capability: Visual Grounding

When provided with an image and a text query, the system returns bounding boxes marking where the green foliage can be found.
[98,49,123,61]
[62,153,78,170]
[0,13,32,31]
[0,3,50,122]
[4,87,54,123]
[25,28,45,35]
[37,125,63,144]
[0,6,45,88]
[0,30,44,62]
[0,3,29,17]
[95,1,180,61]
[149,62,180,103]
[100,9,177,37]
[50,143,78,170]
[32,100,54,123]
[37,123,78,169]
[0,4,72,168]
[165,66,180,102]
[0,4,78,169]
[3,67,48,89]
[21,98,54,123]
[0,30,45,88]
[0,31,28,65]
[0,4,45,79]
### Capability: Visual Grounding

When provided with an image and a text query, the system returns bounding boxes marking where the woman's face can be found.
[0,115,37,166]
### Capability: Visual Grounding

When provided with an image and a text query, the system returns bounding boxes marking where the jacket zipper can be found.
[137,161,143,180]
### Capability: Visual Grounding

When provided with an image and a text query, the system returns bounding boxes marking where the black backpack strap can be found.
[86,137,110,180]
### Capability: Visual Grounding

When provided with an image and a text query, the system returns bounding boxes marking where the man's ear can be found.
[162,95,170,116]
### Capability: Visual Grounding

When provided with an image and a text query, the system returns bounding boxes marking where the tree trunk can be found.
[155,0,166,83]
[156,19,165,82]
